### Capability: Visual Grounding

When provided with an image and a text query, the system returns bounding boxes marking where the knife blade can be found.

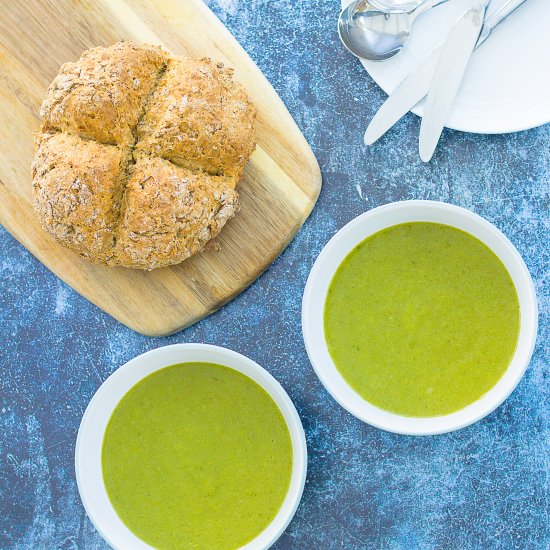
[364,0,528,146]
[418,1,488,162]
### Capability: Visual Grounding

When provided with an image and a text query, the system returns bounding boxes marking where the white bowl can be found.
[75,344,307,549]
[302,200,538,436]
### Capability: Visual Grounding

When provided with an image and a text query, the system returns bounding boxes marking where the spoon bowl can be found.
[338,0,448,61]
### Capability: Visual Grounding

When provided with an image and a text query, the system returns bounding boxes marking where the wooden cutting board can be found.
[0,0,321,336]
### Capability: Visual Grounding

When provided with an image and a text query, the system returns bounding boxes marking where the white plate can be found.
[302,201,538,435]
[75,344,307,550]
[342,0,550,133]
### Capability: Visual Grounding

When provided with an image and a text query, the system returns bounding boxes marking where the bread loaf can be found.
[32,41,256,269]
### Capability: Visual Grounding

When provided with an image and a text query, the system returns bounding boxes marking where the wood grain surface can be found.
[0,0,321,336]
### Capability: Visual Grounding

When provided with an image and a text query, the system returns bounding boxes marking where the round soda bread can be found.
[32,41,256,269]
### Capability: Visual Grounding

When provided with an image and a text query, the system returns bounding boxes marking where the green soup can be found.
[324,222,520,417]
[102,362,293,550]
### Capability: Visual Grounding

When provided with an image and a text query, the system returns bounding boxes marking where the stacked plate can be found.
[342,0,550,133]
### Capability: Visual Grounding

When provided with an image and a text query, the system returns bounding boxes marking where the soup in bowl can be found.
[76,344,307,549]
[302,200,537,435]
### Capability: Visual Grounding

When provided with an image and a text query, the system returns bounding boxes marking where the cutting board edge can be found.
[140,184,322,336]
[1,167,322,337]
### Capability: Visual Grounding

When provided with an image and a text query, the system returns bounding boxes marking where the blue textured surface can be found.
[1,1,549,548]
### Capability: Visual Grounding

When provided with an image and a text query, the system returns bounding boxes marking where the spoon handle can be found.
[477,0,527,46]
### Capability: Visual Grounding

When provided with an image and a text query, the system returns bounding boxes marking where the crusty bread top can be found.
[136,57,255,179]
[33,41,256,269]
[32,132,127,264]
[115,155,238,270]
[40,42,166,147]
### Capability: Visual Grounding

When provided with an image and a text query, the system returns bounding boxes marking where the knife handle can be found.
[364,0,529,146]
[477,0,527,46]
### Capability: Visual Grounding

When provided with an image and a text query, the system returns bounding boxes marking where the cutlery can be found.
[369,0,436,12]
[418,0,489,162]
[338,0,450,62]
[364,0,528,144]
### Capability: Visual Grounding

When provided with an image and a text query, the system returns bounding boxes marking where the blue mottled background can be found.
[1,0,549,548]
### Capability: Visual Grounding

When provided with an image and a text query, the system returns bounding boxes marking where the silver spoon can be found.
[369,0,431,13]
[338,0,450,61]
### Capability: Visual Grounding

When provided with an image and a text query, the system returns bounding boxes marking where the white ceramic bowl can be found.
[76,344,307,549]
[302,200,538,436]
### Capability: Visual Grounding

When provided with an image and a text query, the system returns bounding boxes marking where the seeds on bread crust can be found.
[136,57,256,178]
[115,155,238,270]
[33,41,256,269]
[40,42,167,147]
[32,132,127,264]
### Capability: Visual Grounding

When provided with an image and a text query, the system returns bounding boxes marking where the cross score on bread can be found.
[32,42,256,270]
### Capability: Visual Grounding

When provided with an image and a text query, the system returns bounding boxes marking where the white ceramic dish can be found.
[302,200,538,435]
[341,0,550,133]
[75,344,307,550]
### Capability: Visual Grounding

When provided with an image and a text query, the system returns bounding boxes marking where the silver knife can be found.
[364,0,528,146]
[418,0,489,162]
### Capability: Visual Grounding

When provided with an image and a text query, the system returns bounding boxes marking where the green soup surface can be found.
[102,362,293,550]
[324,222,520,417]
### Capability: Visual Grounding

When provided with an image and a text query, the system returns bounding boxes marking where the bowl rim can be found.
[75,343,307,549]
[302,200,538,436]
